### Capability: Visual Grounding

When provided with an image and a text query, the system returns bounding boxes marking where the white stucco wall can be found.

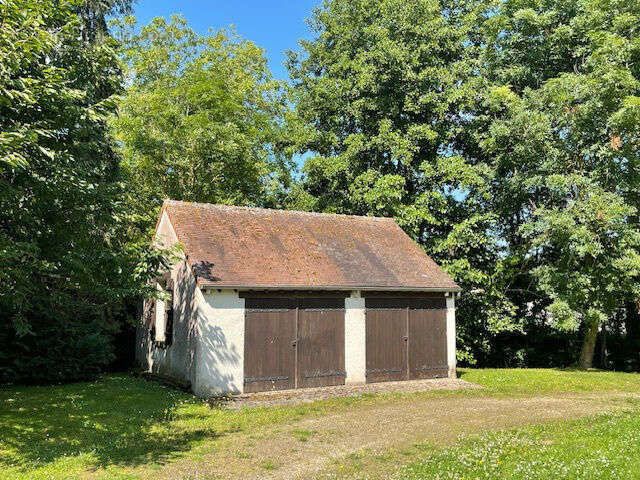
[446,295,457,378]
[156,210,179,246]
[143,261,199,384]
[344,291,366,384]
[193,290,245,396]
[136,210,199,387]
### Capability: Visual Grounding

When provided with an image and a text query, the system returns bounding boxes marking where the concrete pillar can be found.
[344,291,366,384]
[194,289,245,396]
[446,294,457,378]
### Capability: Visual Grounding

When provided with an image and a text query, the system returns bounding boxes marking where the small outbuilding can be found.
[136,200,461,396]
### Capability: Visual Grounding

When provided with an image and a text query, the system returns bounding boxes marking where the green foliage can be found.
[287,0,474,218]
[286,0,521,362]
[470,0,640,367]
[0,0,165,383]
[110,15,292,233]
[289,0,640,367]
[76,0,136,41]
[524,185,640,332]
[0,318,115,384]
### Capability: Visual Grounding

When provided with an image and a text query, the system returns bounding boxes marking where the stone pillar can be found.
[344,291,366,384]
[446,294,457,379]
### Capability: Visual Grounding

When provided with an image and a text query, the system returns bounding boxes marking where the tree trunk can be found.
[578,320,599,370]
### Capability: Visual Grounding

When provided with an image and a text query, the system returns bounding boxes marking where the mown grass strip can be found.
[398,409,640,480]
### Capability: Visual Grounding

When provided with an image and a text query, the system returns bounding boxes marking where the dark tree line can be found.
[0,0,158,382]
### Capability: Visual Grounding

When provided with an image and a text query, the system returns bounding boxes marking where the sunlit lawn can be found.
[1,368,639,479]
[459,367,640,395]
[398,410,640,480]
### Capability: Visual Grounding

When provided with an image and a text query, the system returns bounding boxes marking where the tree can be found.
[471,0,640,368]
[289,0,640,368]
[0,0,157,382]
[523,183,640,368]
[111,16,290,232]
[78,0,136,41]
[287,0,520,364]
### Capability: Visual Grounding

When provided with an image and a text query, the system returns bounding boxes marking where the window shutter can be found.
[154,298,166,343]
[165,280,174,346]
[149,298,156,340]
[153,279,167,343]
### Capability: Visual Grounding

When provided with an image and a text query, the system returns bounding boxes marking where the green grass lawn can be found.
[0,375,368,480]
[459,367,640,396]
[392,368,640,480]
[398,411,640,480]
[1,369,639,480]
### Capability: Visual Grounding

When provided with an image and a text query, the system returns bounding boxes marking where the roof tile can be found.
[162,200,459,291]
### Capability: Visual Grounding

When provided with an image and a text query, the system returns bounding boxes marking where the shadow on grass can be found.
[0,374,223,472]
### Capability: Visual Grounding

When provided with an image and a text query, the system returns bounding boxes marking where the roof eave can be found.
[197,283,462,293]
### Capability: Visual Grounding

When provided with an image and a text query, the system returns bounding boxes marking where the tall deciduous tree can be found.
[289,0,640,368]
[287,0,520,363]
[0,0,157,382]
[77,0,136,41]
[111,16,290,233]
[472,0,640,368]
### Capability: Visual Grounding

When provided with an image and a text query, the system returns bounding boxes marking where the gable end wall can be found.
[136,211,199,386]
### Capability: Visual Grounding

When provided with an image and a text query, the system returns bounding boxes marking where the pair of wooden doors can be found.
[243,296,346,393]
[365,296,448,383]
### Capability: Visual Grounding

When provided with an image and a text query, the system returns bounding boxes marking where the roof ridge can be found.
[163,199,395,222]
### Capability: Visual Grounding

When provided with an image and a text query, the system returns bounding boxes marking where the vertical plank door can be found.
[297,297,346,388]
[365,298,408,383]
[243,298,297,393]
[408,308,448,379]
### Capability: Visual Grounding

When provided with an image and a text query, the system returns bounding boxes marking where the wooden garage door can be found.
[365,307,407,382]
[365,295,447,383]
[409,308,448,379]
[243,295,346,392]
[297,297,346,389]
[244,298,296,393]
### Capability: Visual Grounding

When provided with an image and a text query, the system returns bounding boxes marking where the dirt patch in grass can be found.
[144,392,638,480]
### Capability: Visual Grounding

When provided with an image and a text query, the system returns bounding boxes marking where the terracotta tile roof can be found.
[161,200,460,291]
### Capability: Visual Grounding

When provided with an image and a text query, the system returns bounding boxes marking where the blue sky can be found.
[132,0,321,81]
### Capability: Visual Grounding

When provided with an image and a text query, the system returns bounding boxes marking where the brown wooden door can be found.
[365,306,408,383]
[297,298,346,388]
[408,308,448,379]
[365,295,447,384]
[243,298,296,393]
[243,295,346,392]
